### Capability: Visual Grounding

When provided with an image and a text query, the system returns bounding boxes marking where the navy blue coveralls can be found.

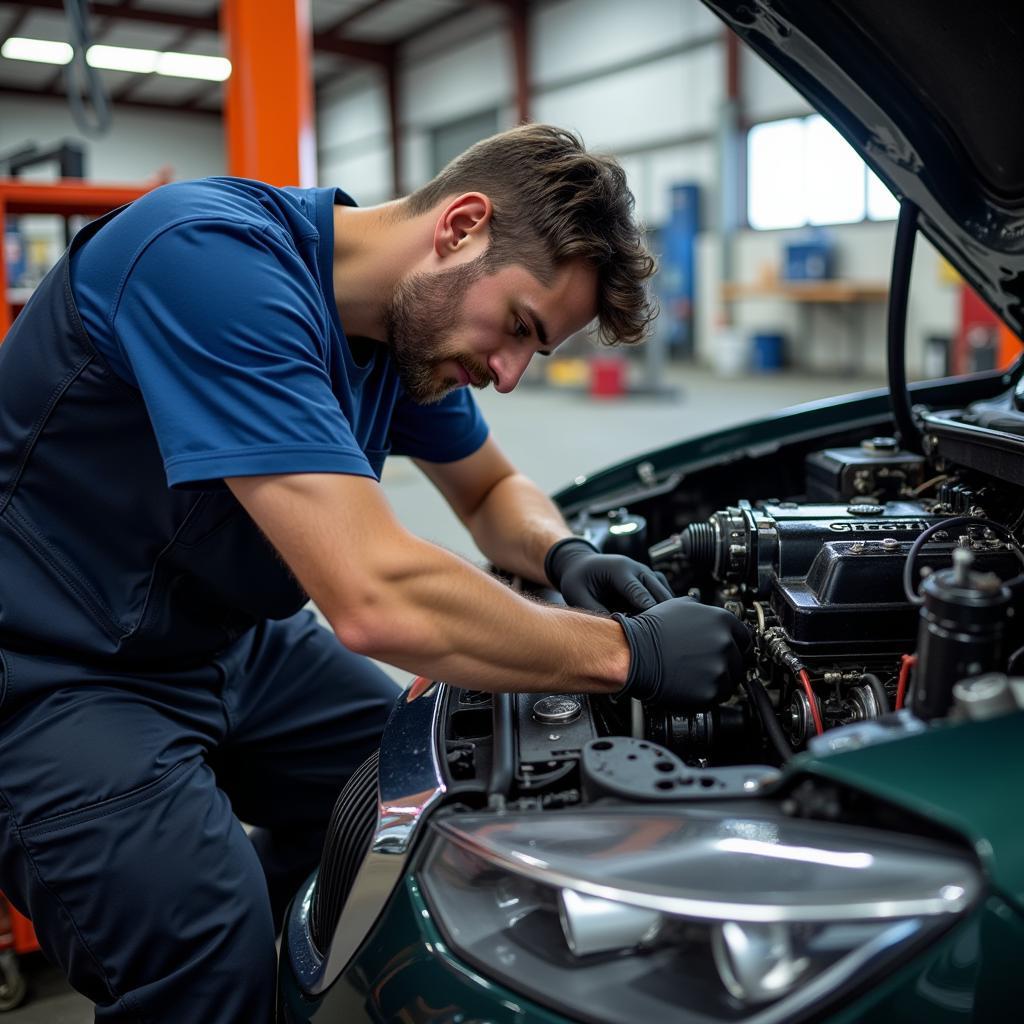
[0,186,482,1022]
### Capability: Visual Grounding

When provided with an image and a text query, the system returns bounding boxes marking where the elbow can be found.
[325,537,443,661]
[331,608,390,659]
[331,601,441,665]
[330,595,425,662]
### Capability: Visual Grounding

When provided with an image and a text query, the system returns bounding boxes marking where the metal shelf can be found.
[1,176,167,338]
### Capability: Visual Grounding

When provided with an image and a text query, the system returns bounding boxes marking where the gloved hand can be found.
[613,598,751,710]
[545,536,673,613]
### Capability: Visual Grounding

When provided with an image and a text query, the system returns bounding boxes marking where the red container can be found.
[0,895,38,955]
[589,355,626,398]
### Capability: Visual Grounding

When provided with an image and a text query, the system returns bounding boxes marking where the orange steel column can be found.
[0,198,9,340]
[221,0,317,186]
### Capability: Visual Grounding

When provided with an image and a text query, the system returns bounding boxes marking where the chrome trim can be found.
[432,810,981,925]
[287,683,448,994]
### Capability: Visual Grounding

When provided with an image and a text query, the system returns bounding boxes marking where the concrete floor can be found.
[4,363,884,1021]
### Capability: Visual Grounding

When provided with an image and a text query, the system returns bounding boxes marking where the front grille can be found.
[309,750,380,955]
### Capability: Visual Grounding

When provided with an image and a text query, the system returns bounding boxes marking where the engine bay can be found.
[439,390,1024,808]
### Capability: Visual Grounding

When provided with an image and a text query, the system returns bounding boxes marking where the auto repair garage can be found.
[1,1,1022,1022]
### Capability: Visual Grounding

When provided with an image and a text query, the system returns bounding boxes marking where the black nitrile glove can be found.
[545,536,674,613]
[613,598,751,710]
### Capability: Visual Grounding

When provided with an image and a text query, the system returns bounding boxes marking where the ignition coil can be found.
[910,548,1011,720]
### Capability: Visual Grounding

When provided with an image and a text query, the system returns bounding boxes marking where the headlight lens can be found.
[419,807,979,1023]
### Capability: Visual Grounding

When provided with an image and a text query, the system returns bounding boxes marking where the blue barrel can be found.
[751,332,785,372]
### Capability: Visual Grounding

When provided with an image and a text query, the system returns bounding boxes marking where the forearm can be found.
[340,531,627,692]
[227,472,627,695]
[464,471,573,583]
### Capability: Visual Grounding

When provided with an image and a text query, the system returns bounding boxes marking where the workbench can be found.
[722,279,889,373]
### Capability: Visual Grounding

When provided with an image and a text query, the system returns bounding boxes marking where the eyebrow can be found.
[522,303,549,350]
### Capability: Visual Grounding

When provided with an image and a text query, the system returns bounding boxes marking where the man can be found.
[0,124,747,1022]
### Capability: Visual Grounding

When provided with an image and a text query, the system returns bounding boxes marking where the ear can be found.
[432,192,492,258]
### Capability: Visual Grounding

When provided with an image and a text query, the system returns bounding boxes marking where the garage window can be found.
[747,114,899,230]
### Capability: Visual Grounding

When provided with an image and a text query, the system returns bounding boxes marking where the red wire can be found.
[895,654,917,710]
[798,669,824,735]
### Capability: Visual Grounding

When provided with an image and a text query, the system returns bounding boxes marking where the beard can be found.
[384,255,493,405]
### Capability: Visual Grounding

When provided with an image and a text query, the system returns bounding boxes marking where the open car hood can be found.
[703,0,1024,342]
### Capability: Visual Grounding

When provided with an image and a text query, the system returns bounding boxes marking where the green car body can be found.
[279,690,1024,1023]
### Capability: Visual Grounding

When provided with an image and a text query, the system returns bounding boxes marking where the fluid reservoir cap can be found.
[848,503,885,516]
[532,694,583,725]
[609,520,640,536]
[861,436,899,454]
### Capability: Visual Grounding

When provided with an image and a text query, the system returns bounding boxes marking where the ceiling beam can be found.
[13,0,218,34]
[313,1,477,95]
[319,0,392,38]
[2,6,31,39]
[312,35,394,65]
[0,82,219,118]
[8,0,411,61]
[4,0,488,115]
[178,79,221,112]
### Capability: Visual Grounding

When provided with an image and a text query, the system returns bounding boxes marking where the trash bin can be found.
[751,332,785,372]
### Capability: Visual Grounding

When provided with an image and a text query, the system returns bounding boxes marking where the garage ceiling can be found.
[0,0,497,116]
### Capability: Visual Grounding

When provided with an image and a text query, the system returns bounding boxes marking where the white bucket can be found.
[712,325,747,377]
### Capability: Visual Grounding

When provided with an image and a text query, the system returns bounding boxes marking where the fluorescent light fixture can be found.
[86,44,158,74]
[1,37,73,65]
[1,37,230,81]
[157,52,231,82]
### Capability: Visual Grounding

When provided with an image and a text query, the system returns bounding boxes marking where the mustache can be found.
[455,355,492,390]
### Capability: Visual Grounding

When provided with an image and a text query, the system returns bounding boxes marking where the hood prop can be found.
[887,200,924,454]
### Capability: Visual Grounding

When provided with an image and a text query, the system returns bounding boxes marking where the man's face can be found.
[385,254,599,405]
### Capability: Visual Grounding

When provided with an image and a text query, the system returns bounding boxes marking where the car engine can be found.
[645,445,1022,750]
[438,416,1024,811]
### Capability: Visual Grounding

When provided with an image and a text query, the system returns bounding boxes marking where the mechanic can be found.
[0,124,748,1023]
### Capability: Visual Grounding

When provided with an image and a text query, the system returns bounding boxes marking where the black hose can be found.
[902,515,1024,603]
[740,675,793,763]
[887,201,922,453]
[860,673,890,715]
[63,0,112,138]
[489,692,515,800]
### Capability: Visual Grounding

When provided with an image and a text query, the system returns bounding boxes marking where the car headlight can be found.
[419,807,980,1023]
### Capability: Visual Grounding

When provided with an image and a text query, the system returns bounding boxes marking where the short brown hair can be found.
[403,123,657,345]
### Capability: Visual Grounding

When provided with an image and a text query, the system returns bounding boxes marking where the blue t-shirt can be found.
[69,177,489,489]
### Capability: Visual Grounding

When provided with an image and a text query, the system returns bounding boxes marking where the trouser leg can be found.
[0,613,398,1020]
[0,668,276,1023]
[211,610,399,928]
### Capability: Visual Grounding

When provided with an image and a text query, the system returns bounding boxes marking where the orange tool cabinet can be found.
[1,176,166,339]
[0,894,35,1010]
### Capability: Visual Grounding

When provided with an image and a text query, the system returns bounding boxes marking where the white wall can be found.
[318,67,391,206]
[532,0,720,86]
[0,94,223,182]
[741,46,811,122]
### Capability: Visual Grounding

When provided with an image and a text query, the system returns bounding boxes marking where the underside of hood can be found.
[704,0,1024,341]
